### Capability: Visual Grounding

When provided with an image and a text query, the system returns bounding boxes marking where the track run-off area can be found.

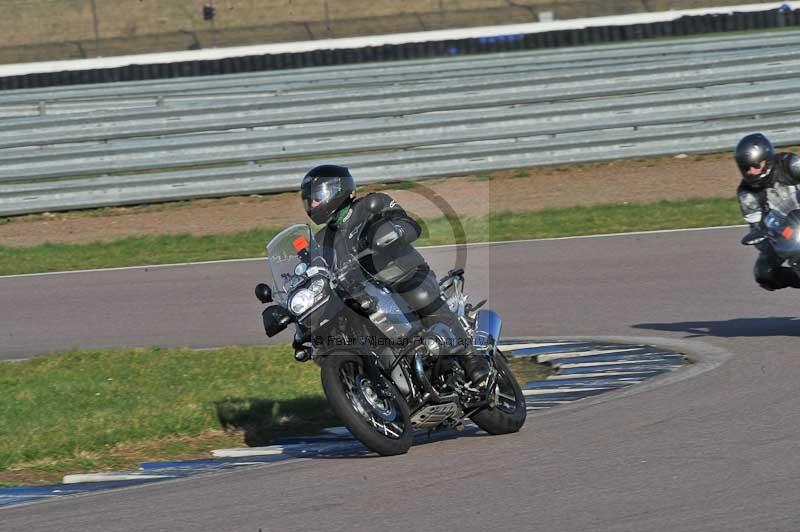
[3,225,800,531]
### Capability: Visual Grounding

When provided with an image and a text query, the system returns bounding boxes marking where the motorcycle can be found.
[760,209,800,263]
[254,223,527,456]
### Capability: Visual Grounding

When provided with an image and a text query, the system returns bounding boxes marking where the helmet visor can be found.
[744,160,767,177]
[301,180,343,207]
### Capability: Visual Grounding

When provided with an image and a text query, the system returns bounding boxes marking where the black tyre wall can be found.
[2,8,798,90]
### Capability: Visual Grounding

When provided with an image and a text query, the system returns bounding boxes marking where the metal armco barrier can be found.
[2,30,800,216]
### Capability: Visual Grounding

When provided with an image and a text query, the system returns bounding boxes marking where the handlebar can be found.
[439,268,465,287]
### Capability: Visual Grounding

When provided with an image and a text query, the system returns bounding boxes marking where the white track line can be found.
[523,386,611,395]
[422,224,746,250]
[500,342,569,352]
[0,224,746,280]
[546,371,653,380]
[536,347,644,363]
[211,446,285,458]
[62,472,174,484]
[555,359,679,369]
[0,256,264,280]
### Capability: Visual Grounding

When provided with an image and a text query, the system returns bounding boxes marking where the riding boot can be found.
[461,348,491,389]
[392,267,491,387]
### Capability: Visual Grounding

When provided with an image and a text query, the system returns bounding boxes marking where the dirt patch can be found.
[0,151,741,248]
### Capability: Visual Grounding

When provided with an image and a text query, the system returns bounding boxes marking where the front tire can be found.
[321,353,413,456]
[470,352,527,434]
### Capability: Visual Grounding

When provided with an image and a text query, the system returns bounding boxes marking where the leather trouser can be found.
[390,266,490,385]
[390,267,470,351]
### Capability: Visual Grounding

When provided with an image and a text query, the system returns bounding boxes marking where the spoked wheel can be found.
[469,351,527,434]
[321,353,412,456]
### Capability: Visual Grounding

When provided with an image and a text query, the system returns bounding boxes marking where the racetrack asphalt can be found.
[3,226,800,531]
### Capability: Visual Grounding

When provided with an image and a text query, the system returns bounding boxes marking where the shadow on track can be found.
[214,396,494,459]
[278,429,496,461]
[633,316,800,338]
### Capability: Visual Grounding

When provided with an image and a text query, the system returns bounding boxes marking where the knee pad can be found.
[755,266,800,291]
[395,271,442,314]
[756,279,778,291]
[754,256,782,291]
[405,280,441,313]
[753,259,773,281]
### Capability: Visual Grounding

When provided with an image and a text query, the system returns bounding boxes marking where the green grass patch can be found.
[0,228,279,275]
[505,356,551,384]
[0,345,334,485]
[0,344,554,486]
[417,197,741,246]
[0,197,742,276]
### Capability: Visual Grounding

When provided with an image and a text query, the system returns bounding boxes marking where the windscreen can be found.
[266,224,319,305]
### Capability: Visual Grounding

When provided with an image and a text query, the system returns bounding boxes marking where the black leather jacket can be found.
[738,152,800,225]
[314,192,425,285]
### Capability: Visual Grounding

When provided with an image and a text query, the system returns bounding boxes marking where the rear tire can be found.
[470,352,527,434]
[321,353,413,456]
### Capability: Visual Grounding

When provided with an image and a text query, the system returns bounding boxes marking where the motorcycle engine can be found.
[410,402,460,429]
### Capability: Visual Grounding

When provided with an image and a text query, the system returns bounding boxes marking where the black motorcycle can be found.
[760,209,800,263]
[255,223,527,455]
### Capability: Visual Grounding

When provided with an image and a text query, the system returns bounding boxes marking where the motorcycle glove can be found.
[373,221,404,248]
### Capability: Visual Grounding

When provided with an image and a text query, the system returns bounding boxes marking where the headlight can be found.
[309,278,325,294]
[290,289,316,315]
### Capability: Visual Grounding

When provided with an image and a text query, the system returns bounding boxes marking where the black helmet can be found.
[300,164,356,224]
[735,133,775,188]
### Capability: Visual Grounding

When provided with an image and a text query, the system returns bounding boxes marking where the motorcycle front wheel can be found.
[469,352,527,434]
[321,353,413,456]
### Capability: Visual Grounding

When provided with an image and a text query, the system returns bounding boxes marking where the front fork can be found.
[362,350,399,400]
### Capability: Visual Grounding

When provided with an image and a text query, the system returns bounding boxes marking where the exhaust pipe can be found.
[414,350,458,403]
[473,309,502,355]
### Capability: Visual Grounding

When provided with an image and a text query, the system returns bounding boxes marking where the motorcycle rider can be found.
[300,164,491,387]
[736,132,800,290]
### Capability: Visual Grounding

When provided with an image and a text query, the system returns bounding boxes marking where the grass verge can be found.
[0,345,334,486]
[0,198,742,275]
[0,197,742,276]
[417,197,741,246]
[505,356,551,384]
[0,345,553,487]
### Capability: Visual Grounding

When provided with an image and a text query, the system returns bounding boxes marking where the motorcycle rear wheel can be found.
[469,352,527,434]
[321,353,413,456]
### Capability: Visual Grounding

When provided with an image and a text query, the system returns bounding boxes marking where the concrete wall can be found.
[0,0,760,64]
